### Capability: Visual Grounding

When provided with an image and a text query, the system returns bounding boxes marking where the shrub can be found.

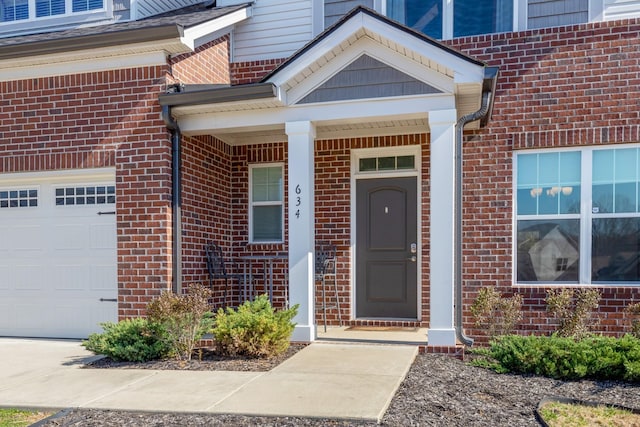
[546,288,600,339]
[146,283,214,361]
[625,302,640,339]
[83,318,171,362]
[470,334,640,382]
[470,286,523,339]
[212,294,298,358]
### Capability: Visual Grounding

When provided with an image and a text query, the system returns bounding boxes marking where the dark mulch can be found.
[43,350,640,427]
[84,343,307,372]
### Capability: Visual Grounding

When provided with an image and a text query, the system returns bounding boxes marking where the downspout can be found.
[454,67,499,347]
[162,84,183,294]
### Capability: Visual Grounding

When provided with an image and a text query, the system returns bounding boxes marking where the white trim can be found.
[181,6,251,50]
[513,143,640,288]
[350,145,422,321]
[0,168,116,185]
[590,0,605,22]
[248,163,285,244]
[177,94,456,135]
[0,49,168,82]
[514,0,527,32]
[312,0,323,36]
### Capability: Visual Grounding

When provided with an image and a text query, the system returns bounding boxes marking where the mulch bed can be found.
[84,343,307,372]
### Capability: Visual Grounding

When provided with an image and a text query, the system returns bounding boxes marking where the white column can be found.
[427,109,457,346]
[285,121,317,342]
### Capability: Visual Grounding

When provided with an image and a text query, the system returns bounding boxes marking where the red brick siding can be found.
[171,36,231,85]
[229,58,286,85]
[445,18,640,341]
[180,134,233,306]
[0,67,173,319]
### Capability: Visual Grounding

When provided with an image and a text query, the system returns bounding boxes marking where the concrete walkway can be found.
[0,338,418,422]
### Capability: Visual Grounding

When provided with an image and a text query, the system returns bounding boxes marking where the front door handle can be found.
[407,256,417,262]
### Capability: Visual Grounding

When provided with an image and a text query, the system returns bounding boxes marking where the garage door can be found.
[0,170,117,339]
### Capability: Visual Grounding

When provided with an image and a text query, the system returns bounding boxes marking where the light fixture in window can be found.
[561,186,573,196]
[529,187,543,198]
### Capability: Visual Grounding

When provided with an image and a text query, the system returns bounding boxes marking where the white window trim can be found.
[249,162,284,244]
[513,144,640,288]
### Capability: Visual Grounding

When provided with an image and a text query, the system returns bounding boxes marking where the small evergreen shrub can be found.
[470,286,523,339]
[471,334,640,382]
[212,294,299,358]
[146,283,214,361]
[546,288,600,339]
[626,302,640,339]
[83,318,171,362]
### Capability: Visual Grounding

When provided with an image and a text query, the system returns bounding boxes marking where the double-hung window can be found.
[249,164,283,243]
[386,0,513,39]
[515,146,640,285]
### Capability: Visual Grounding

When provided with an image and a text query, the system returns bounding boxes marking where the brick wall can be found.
[180,134,233,306]
[230,58,286,85]
[171,36,231,85]
[0,66,174,319]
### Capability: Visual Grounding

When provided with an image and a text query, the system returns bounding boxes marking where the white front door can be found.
[0,170,117,339]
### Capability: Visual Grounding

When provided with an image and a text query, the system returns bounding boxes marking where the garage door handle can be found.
[97,211,116,215]
[100,298,117,302]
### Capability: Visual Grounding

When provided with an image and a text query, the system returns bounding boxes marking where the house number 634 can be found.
[295,185,302,218]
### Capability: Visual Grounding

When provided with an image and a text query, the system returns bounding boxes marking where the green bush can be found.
[471,334,640,382]
[83,318,171,362]
[146,284,214,361]
[212,294,298,358]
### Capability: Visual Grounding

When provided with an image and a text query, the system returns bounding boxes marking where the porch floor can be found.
[317,326,428,346]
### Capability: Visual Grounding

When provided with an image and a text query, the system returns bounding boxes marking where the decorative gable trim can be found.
[297,54,442,104]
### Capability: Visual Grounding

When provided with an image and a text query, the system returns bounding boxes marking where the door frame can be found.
[350,145,422,320]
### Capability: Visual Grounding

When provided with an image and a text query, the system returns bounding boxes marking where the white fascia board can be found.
[181,6,252,50]
[359,13,485,84]
[177,93,455,134]
[285,37,454,105]
[0,50,167,82]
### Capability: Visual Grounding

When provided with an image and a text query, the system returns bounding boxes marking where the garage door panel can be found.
[54,224,87,250]
[91,265,117,292]
[91,223,116,249]
[10,225,44,252]
[12,265,44,291]
[0,265,7,290]
[53,265,87,290]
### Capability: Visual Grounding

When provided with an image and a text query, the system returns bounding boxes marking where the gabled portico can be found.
[160,6,496,346]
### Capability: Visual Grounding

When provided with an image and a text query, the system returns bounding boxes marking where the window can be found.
[250,164,283,243]
[55,185,115,206]
[359,155,415,172]
[1,0,102,23]
[516,146,640,285]
[0,188,37,208]
[1,0,28,21]
[386,0,513,39]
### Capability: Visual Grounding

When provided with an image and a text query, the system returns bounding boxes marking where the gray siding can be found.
[325,0,373,28]
[528,0,588,29]
[297,55,441,104]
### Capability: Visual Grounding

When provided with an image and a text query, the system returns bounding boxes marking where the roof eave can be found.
[158,83,278,107]
[0,24,184,61]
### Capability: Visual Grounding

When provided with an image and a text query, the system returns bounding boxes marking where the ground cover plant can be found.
[0,408,52,427]
[470,334,640,381]
[538,401,640,427]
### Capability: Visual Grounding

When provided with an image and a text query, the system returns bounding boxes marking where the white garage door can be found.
[0,170,117,339]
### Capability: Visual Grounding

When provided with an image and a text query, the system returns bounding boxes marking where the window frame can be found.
[249,162,284,244]
[513,144,640,287]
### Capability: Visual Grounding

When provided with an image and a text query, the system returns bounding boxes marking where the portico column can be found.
[285,121,317,342]
[427,109,457,346]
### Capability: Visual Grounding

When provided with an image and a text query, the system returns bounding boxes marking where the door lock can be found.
[410,243,417,254]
